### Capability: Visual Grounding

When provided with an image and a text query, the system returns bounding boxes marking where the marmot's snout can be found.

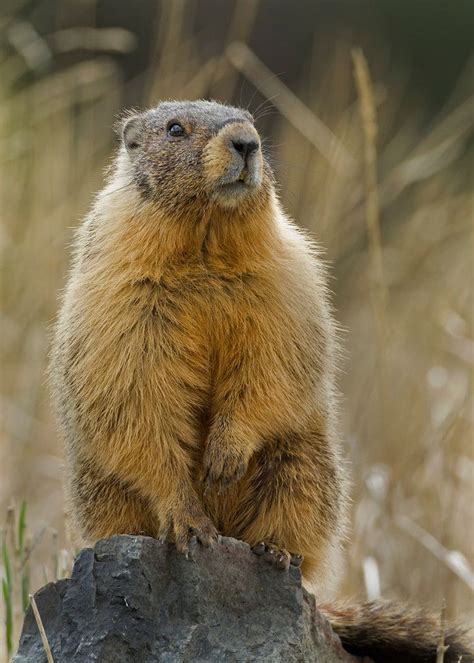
[228,130,259,168]
[203,121,263,208]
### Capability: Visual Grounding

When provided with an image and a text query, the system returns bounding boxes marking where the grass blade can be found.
[17,502,27,560]
[2,577,13,658]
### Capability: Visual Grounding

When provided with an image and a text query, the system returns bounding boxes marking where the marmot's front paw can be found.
[202,440,249,493]
[158,501,218,554]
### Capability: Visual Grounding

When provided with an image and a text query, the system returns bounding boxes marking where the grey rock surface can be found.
[15,535,359,662]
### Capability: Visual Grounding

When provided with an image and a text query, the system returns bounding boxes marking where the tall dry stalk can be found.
[352,48,388,348]
[29,595,54,663]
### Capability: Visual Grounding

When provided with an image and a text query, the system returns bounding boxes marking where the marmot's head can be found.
[118,100,273,217]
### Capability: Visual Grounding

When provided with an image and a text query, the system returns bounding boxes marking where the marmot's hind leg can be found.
[227,430,343,581]
[69,462,156,542]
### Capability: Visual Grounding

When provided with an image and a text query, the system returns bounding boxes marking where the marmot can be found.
[50,100,472,662]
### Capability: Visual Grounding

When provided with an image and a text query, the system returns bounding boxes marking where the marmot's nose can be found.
[231,137,259,162]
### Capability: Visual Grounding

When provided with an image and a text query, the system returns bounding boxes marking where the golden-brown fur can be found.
[50,100,346,595]
[50,100,472,661]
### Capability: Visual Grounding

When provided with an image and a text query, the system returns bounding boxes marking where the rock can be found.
[15,535,359,662]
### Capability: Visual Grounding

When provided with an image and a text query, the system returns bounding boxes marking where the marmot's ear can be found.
[121,115,144,154]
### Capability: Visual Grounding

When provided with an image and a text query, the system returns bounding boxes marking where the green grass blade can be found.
[1,538,12,591]
[18,501,27,560]
[2,576,13,657]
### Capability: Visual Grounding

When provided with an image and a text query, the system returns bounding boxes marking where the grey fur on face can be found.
[119,100,271,214]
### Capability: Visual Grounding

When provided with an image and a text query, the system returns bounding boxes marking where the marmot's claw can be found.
[290,553,303,567]
[157,506,218,555]
[252,541,266,556]
[174,518,218,554]
[251,541,303,571]
[190,521,218,548]
[157,516,171,544]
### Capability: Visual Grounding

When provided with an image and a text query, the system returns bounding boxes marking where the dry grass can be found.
[1,1,473,657]
[29,594,54,663]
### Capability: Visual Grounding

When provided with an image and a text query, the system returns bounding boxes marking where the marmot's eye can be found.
[167,123,185,138]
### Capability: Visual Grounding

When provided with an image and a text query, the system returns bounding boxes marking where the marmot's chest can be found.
[153,265,260,324]
[128,264,316,424]
[146,264,281,359]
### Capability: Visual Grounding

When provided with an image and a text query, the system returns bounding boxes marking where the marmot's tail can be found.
[320,600,473,663]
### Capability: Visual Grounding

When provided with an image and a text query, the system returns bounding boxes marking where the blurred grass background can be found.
[1,0,473,655]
